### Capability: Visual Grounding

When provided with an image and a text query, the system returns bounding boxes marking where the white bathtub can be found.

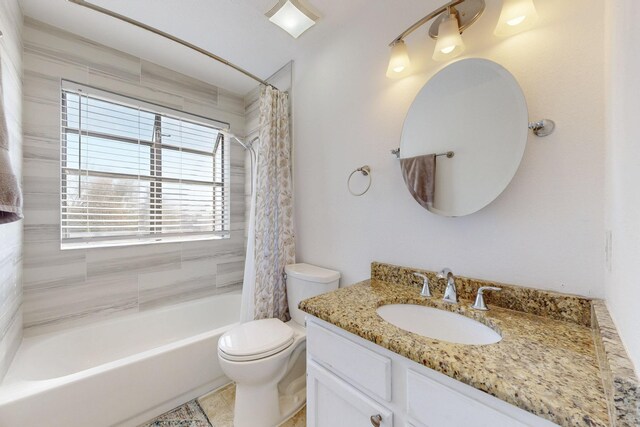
[0,292,241,427]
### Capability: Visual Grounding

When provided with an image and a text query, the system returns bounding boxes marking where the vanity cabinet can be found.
[307,361,393,427]
[306,317,558,427]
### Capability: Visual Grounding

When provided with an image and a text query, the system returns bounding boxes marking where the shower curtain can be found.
[241,85,295,322]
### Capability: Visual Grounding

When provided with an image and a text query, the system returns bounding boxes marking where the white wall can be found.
[0,0,23,379]
[292,0,606,297]
[605,0,640,371]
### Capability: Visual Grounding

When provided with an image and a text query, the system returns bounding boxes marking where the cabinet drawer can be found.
[308,361,393,427]
[407,370,529,427]
[307,320,392,401]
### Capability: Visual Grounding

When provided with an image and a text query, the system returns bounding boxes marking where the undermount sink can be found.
[376,304,502,345]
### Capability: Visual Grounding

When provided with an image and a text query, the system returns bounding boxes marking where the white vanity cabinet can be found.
[307,361,393,427]
[306,317,559,427]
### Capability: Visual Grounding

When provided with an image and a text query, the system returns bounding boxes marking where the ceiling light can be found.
[494,0,539,37]
[432,13,465,62]
[386,40,411,78]
[266,0,318,39]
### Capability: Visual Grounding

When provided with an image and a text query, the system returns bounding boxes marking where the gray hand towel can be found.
[0,54,23,224]
[400,154,436,210]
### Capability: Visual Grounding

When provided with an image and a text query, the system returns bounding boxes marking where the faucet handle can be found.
[471,286,502,311]
[437,268,452,279]
[413,273,432,297]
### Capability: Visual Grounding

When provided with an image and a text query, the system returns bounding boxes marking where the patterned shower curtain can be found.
[244,85,295,322]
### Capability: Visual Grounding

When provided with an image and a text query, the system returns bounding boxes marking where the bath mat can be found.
[139,400,212,427]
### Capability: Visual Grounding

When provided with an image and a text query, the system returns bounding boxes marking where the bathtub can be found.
[0,292,241,427]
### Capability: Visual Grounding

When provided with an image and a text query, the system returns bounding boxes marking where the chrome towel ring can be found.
[347,165,372,196]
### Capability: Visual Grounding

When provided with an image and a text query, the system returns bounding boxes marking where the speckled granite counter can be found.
[300,269,616,426]
[592,301,640,427]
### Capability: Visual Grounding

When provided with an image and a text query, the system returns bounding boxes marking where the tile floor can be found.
[139,383,306,427]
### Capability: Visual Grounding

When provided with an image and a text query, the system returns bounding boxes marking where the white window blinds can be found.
[60,81,230,248]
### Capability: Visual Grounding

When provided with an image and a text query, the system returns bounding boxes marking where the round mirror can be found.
[400,58,528,217]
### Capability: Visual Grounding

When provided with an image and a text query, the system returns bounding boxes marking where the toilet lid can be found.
[218,318,294,361]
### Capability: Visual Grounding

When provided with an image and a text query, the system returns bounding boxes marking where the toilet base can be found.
[233,380,280,427]
[278,383,306,425]
[218,320,308,427]
[232,378,305,427]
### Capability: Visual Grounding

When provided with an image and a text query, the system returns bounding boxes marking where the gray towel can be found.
[0,54,23,224]
[400,154,436,210]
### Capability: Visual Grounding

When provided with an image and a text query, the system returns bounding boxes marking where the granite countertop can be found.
[300,278,610,427]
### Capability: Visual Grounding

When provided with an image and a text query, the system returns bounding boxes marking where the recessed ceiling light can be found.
[266,0,318,39]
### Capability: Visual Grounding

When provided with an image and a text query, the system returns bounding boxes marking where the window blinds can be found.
[60,81,230,248]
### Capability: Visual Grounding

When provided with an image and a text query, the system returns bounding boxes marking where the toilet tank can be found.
[285,263,340,325]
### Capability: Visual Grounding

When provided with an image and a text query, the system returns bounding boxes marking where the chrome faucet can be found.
[437,268,457,304]
[471,286,502,311]
[413,272,432,298]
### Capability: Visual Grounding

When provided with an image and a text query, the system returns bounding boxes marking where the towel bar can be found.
[391,149,454,159]
[392,118,555,159]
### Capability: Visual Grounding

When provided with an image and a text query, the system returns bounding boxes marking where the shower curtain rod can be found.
[67,0,274,88]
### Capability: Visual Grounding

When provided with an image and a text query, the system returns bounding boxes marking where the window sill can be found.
[60,233,230,251]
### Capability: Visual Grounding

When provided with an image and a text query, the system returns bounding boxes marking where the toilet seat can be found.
[218,318,295,362]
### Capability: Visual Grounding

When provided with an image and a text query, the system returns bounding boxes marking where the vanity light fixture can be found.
[432,11,466,61]
[386,40,411,78]
[266,0,318,39]
[494,0,539,37]
[386,0,485,78]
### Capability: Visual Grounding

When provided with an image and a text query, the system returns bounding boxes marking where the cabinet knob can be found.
[370,414,382,427]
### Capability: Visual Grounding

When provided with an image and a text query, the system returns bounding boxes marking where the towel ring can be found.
[347,165,372,196]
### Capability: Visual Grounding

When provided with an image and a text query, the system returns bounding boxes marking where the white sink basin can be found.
[376,304,502,345]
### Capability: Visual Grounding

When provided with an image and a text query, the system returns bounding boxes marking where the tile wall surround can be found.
[0,0,24,379]
[243,85,259,238]
[21,18,248,336]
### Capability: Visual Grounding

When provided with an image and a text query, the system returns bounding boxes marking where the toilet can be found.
[217,263,340,427]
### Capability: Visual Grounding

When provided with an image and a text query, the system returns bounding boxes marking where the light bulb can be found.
[440,45,455,54]
[507,16,526,26]
[494,0,538,37]
[386,40,411,78]
[432,14,465,62]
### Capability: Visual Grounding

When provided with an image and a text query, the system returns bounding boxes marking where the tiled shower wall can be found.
[22,18,247,336]
[0,0,24,378]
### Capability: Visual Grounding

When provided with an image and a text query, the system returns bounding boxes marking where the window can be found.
[60,81,230,249]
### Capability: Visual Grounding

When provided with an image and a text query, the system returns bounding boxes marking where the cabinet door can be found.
[308,361,393,427]
[307,320,392,401]
[407,370,536,427]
